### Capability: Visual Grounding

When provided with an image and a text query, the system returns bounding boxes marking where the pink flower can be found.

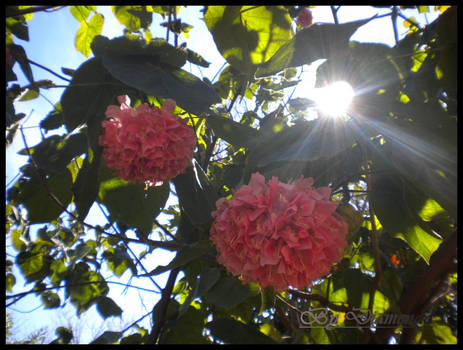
[210,173,348,291]
[296,8,313,28]
[99,95,196,186]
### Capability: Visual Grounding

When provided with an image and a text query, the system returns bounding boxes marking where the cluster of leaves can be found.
[6,5,457,344]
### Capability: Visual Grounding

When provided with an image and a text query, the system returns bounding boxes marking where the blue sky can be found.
[6,6,439,343]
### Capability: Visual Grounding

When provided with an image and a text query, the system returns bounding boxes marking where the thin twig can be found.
[147,267,180,344]
[27,59,71,82]
[358,142,383,313]
[95,202,163,292]
[330,6,340,25]
[6,5,62,17]
[6,280,160,307]
[391,6,399,45]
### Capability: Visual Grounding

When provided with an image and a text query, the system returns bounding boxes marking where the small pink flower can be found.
[210,173,348,291]
[296,8,313,28]
[99,96,196,186]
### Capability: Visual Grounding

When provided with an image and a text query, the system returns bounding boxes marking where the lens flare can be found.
[312,81,354,118]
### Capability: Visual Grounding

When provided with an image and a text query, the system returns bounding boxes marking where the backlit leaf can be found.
[256,17,373,77]
[75,13,104,58]
[204,6,293,75]
[103,54,220,115]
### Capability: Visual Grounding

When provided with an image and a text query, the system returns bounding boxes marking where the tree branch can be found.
[27,59,71,82]
[6,6,63,17]
[372,230,457,344]
[147,267,180,344]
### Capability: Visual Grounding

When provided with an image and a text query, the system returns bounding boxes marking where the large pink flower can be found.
[210,172,348,291]
[296,8,313,28]
[99,95,196,186]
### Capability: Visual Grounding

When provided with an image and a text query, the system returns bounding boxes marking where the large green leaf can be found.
[262,119,356,166]
[315,41,404,91]
[75,12,104,58]
[256,17,373,77]
[102,246,136,277]
[65,262,109,314]
[420,317,457,344]
[70,6,95,22]
[179,267,221,315]
[173,161,218,228]
[370,171,442,264]
[160,306,208,344]
[41,291,61,309]
[93,35,188,68]
[102,54,220,115]
[91,331,122,344]
[206,113,259,149]
[61,58,127,132]
[204,276,259,310]
[204,6,292,75]
[112,6,152,32]
[15,168,73,224]
[207,317,277,344]
[142,240,211,276]
[96,296,123,318]
[73,150,101,221]
[16,246,53,283]
[20,133,88,173]
[98,163,170,235]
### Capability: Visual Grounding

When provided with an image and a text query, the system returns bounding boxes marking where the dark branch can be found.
[372,230,457,344]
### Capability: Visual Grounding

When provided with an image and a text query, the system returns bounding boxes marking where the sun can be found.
[311,81,355,119]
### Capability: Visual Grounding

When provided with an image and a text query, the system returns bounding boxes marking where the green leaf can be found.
[50,259,68,286]
[9,44,33,83]
[24,133,88,173]
[61,57,127,132]
[102,246,136,277]
[204,276,259,310]
[102,54,220,115]
[70,5,92,22]
[120,333,143,344]
[179,267,221,315]
[73,151,101,221]
[143,240,211,276]
[10,228,26,252]
[250,119,357,169]
[98,164,170,234]
[98,36,187,68]
[75,13,104,58]
[15,169,73,224]
[186,48,210,67]
[160,306,208,344]
[112,6,152,32]
[96,296,123,318]
[315,41,404,92]
[16,248,53,283]
[91,331,122,344]
[65,263,108,314]
[41,291,61,309]
[420,317,457,344]
[53,327,73,344]
[40,105,64,131]
[206,113,259,148]
[204,6,293,75]
[256,17,374,77]
[207,317,277,344]
[370,172,442,264]
[173,162,218,228]
[6,273,16,292]
[6,17,29,41]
